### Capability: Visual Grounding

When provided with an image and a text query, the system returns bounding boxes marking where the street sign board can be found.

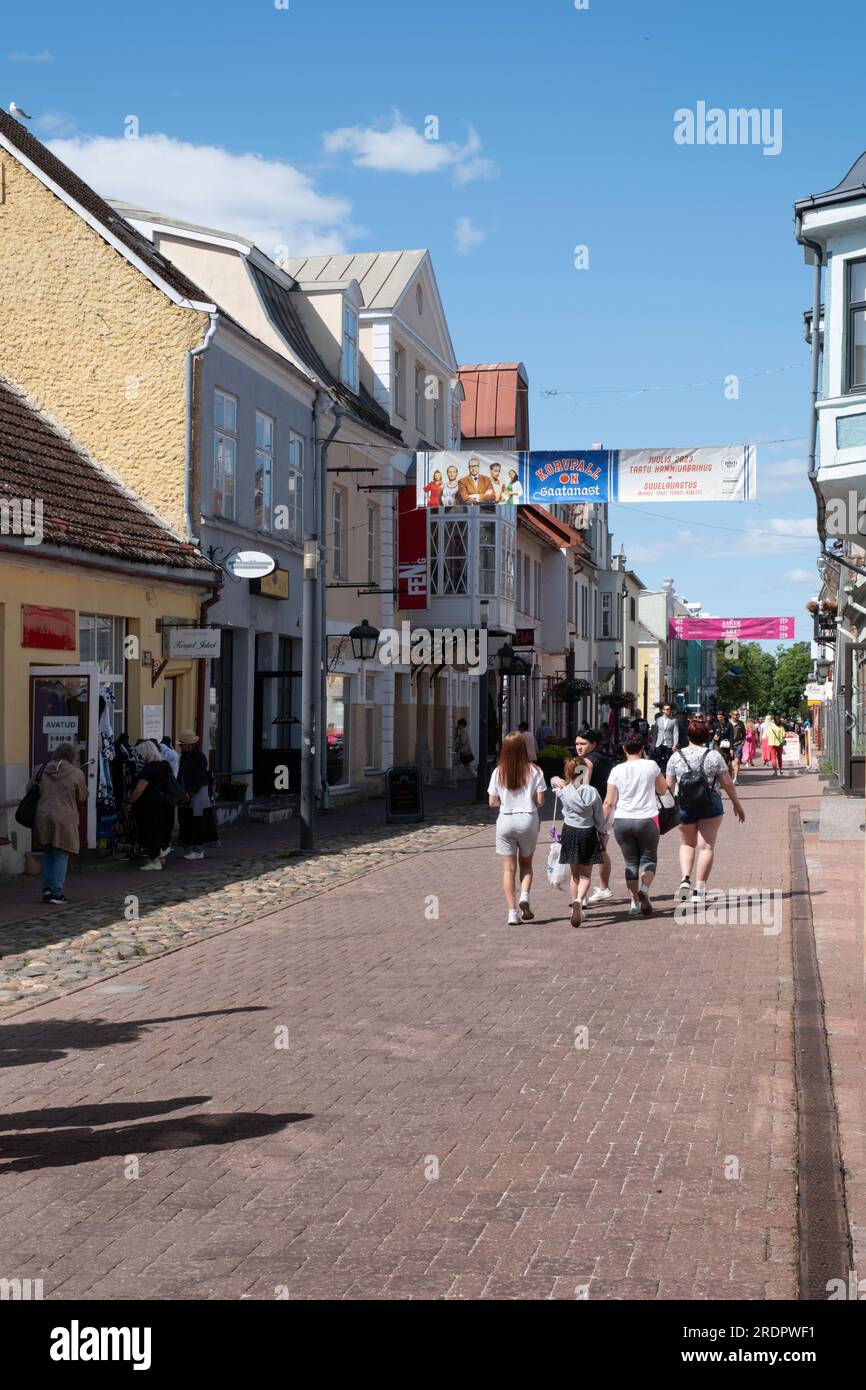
[385,765,424,823]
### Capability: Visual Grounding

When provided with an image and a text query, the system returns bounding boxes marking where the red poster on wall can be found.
[22,604,77,650]
[397,486,428,610]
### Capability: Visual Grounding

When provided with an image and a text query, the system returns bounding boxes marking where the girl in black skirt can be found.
[550,758,608,929]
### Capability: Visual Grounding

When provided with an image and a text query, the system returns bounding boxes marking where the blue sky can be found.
[5,0,864,642]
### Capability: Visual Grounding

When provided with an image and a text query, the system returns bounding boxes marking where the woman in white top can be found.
[602,733,669,917]
[488,731,547,926]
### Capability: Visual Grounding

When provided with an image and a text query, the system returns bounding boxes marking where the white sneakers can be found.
[586,886,612,904]
[507,908,521,925]
[140,860,163,871]
[183,850,205,860]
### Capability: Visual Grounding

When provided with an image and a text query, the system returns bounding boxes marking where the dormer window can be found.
[342,303,359,391]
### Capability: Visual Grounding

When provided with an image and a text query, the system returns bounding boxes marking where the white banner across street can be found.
[613,446,757,503]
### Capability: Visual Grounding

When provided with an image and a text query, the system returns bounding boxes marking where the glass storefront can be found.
[326,675,350,786]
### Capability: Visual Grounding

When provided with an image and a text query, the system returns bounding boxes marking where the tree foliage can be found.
[771,642,813,720]
[714,641,776,714]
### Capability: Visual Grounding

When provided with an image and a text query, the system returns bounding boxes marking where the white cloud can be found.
[8,50,54,62]
[46,132,360,256]
[34,111,78,138]
[757,456,809,495]
[323,113,498,184]
[455,216,485,254]
[785,568,814,582]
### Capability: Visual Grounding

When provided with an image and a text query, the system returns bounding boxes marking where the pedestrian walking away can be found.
[666,718,745,904]
[728,707,746,783]
[573,727,615,903]
[27,742,87,904]
[759,714,771,767]
[517,720,537,761]
[454,717,475,779]
[487,731,547,925]
[128,741,179,870]
[178,731,218,857]
[550,758,607,928]
[602,733,669,917]
[765,712,787,776]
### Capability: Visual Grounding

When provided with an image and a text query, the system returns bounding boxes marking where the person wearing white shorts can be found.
[488,731,547,926]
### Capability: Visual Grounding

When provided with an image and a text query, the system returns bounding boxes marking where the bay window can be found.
[848,259,866,392]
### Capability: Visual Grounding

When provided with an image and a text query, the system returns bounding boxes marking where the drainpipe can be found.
[798,235,826,542]
[185,312,219,541]
[186,312,220,745]
[196,579,224,745]
[314,394,343,808]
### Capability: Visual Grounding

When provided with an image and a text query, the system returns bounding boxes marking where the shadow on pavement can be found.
[0,1006,266,1067]
[0,1096,212,1131]
[0,1110,312,1174]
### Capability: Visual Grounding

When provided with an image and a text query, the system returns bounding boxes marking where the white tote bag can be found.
[546,794,571,891]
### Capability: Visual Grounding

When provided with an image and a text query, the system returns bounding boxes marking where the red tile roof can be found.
[458,363,529,446]
[0,376,216,574]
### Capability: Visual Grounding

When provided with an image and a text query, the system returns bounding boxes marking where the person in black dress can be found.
[127,741,174,870]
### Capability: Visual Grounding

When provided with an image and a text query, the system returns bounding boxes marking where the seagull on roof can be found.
[9,102,32,121]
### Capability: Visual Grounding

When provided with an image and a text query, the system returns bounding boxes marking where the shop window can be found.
[326,675,350,786]
[209,629,234,776]
[79,613,126,738]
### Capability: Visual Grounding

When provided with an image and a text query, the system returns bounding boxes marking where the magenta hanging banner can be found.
[668,616,796,641]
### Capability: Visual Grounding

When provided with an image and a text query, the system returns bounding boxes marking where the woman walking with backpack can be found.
[666,718,745,903]
[488,731,547,925]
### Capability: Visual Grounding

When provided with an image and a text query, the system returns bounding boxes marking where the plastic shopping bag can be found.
[547,841,571,891]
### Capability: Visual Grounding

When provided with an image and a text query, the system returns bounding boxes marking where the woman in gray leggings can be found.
[602,733,669,917]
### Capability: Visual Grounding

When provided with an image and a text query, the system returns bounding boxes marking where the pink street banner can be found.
[668,616,796,641]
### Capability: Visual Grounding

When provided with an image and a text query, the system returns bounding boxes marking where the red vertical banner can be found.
[397,485,428,610]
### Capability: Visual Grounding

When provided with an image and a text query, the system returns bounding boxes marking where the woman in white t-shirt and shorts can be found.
[488,731,547,925]
[602,733,669,917]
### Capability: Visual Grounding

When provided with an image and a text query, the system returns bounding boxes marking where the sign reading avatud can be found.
[167,627,222,658]
[668,616,794,641]
[417,446,757,506]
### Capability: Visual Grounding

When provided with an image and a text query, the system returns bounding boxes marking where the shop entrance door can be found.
[253,670,302,795]
[29,664,100,848]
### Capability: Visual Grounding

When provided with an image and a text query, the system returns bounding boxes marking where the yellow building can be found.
[0,375,219,874]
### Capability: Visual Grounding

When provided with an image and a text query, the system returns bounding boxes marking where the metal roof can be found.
[284,251,427,309]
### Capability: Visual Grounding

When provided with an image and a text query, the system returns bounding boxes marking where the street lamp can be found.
[348,618,379,661]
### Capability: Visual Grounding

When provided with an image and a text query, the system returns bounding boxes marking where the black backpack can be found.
[675,749,714,815]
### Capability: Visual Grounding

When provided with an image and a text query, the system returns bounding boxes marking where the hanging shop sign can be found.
[250,566,289,599]
[224,550,276,580]
[167,627,222,658]
[397,486,428,610]
[22,604,76,651]
[417,446,757,507]
[668,616,795,641]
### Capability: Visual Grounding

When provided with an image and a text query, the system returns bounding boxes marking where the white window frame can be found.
[367,504,377,586]
[432,378,443,444]
[78,614,127,739]
[331,486,345,579]
[393,345,405,418]
[255,409,274,531]
[414,362,425,433]
[213,388,237,520]
[342,303,359,392]
[286,431,304,542]
[601,591,612,639]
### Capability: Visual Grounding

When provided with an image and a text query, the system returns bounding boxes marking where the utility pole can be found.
[300,538,318,850]
[475,600,489,802]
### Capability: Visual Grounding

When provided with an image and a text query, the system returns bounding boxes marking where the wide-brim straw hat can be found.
[178,731,199,743]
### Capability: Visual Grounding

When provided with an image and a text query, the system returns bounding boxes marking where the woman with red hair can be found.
[488,731,547,925]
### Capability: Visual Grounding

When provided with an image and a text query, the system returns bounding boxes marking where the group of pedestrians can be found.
[488,714,746,927]
[24,731,217,905]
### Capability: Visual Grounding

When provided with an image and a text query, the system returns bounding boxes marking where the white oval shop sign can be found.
[225,550,276,580]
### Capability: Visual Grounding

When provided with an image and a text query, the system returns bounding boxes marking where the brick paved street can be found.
[0,769,809,1299]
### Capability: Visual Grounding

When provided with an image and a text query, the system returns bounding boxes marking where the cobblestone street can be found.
[0,769,817,1300]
